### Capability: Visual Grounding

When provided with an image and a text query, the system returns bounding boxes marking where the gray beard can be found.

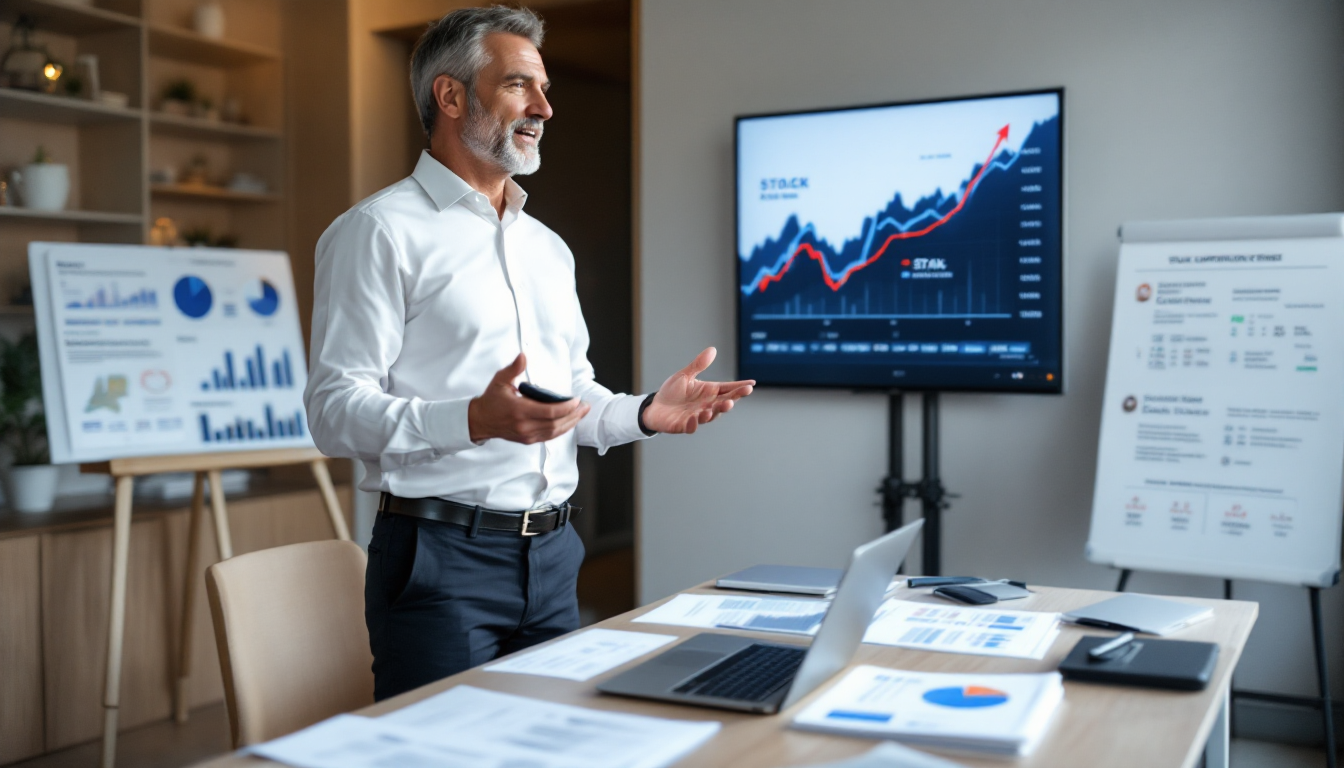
[462,94,542,176]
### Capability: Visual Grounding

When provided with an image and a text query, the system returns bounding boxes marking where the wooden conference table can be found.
[198,581,1257,768]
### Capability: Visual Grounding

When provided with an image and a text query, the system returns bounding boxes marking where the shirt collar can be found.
[412,150,529,222]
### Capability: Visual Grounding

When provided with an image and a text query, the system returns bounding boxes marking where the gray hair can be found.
[410,6,545,137]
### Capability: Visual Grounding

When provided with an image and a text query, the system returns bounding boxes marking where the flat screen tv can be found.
[736,89,1063,393]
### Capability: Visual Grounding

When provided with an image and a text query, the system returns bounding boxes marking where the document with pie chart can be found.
[29,243,313,463]
[792,665,1064,756]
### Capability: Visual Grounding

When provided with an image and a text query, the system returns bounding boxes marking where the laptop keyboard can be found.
[673,643,807,702]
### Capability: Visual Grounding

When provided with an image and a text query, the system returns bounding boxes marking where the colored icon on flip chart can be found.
[246,278,280,316]
[922,685,1010,709]
[86,375,128,413]
[65,284,157,309]
[200,346,296,391]
[173,275,213,318]
[199,405,306,443]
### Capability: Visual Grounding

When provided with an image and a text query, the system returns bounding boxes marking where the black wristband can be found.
[637,392,658,436]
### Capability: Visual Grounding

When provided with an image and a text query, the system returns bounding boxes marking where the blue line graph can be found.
[740,148,1023,297]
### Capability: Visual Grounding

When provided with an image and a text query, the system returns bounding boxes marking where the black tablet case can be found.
[1059,636,1219,691]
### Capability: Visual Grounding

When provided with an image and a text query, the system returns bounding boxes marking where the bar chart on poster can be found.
[1086,216,1344,586]
[30,243,314,463]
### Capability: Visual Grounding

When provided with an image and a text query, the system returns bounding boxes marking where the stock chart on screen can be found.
[736,90,1063,392]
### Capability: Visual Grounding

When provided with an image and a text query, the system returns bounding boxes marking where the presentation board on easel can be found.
[29,242,313,463]
[1086,215,1344,588]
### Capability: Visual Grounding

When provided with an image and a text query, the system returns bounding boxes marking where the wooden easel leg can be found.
[309,459,351,541]
[101,475,135,768]
[174,472,207,723]
[207,469,234,560]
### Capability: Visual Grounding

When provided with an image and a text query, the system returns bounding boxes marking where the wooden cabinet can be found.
[0,537,43,765]
[0,482,353,764]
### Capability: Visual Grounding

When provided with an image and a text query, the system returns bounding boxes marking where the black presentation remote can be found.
[518,382,573,403]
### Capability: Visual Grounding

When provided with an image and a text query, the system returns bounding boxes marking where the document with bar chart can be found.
[736,90,1063,391]
[29,243,313,463]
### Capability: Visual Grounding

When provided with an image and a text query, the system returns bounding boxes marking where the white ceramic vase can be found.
[194,1,226,39]
[5,464,60,514]
[11,164,70,211]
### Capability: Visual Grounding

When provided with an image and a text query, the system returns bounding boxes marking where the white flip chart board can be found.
[1086,214,1344,587]
[29,242,314,464]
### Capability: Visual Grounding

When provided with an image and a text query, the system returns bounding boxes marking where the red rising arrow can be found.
[757,124,1013,293]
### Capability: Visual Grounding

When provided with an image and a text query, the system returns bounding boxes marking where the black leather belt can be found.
[378,492,573,537]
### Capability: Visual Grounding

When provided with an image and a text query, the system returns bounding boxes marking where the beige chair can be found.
[206,539,374,747]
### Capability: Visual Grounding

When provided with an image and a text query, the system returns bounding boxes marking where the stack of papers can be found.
[864,601,1061,660]
[634,593,830,635]
[484,628,677,681]
[792,666,1064,757]
[799,742,970,768]
[251,685,720,768]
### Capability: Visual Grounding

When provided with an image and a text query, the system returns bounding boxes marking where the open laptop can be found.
[597,519,923,714]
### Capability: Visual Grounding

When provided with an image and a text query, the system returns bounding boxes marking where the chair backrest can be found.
[206,539,374,747]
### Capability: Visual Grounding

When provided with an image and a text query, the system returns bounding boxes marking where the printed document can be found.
[484,628,677,681]
[633,593,829,635]
[864,600,1060,660]
[792,666,1064,756]
[253,686,720,768]
[797,742,969,768]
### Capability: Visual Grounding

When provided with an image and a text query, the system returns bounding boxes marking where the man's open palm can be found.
[642,347,754,434]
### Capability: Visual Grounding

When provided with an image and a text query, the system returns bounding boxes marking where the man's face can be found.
[461,33,553,176]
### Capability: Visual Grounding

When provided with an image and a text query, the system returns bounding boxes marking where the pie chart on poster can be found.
[173,276,212,318]
[245,279,280,317]
[922,685,1010,708]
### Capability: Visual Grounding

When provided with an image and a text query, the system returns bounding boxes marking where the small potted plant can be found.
[160,78,196,117]
[0,333,58,513]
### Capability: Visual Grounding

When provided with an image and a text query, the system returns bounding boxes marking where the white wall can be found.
[638,0,1344,709]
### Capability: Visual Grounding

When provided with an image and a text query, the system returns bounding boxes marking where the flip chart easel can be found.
[26,243,336,766]
[1086,214,1344,766]
[81,447,349,768]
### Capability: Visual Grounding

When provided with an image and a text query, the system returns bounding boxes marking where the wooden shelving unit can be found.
[150,181,280,203]
[0,0,287,302]
[0,3,290,761]
[150,110,280,141]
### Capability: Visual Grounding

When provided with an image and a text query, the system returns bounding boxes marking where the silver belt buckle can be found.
[520,507,543,536]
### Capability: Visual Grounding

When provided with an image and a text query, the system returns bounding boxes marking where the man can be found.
[304,6,754,701]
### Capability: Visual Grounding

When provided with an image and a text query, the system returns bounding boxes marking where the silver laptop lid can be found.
[779,518,923,710]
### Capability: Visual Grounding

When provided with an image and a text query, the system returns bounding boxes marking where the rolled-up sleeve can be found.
[304,210,479,469]
[568,298,652,454]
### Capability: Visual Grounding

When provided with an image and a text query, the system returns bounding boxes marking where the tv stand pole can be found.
[879,391,955,575]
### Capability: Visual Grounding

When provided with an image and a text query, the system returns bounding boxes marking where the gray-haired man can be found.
[304,6,753,700]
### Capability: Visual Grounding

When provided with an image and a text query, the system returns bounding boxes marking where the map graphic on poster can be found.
[1086,217,1344,587]
[30,243,313,463]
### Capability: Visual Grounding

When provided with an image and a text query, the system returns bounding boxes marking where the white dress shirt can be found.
[305,151,650,510]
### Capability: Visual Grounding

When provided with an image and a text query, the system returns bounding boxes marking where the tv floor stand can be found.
[879,392,956,575]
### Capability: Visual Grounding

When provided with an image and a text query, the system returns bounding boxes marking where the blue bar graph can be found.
[201,346,295,391]
[66,285,157,309]
[199,406,306,443]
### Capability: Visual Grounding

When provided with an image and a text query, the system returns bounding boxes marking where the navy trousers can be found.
[364,510,585,701]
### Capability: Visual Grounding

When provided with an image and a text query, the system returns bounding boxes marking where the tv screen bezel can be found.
[733,87,1066,395]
